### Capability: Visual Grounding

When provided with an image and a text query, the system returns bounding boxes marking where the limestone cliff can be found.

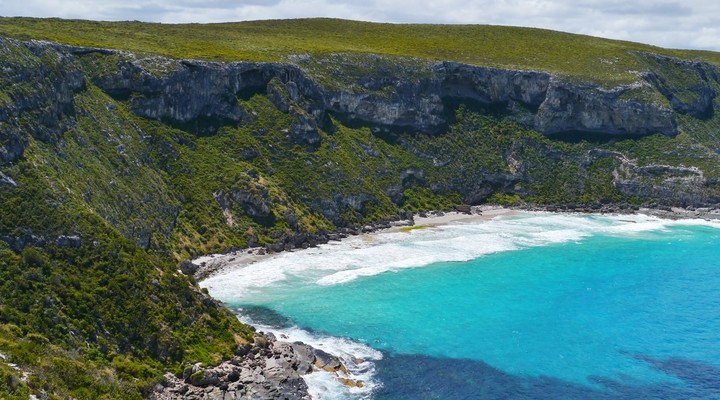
[75,45,692,139]
[4,37,716,166]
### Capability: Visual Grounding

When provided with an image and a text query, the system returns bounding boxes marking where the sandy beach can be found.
[408,205,518,228]
[192,205,519,280]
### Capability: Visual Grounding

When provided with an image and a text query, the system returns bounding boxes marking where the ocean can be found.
[201,212,720,399]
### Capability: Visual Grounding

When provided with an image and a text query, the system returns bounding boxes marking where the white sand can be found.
[409,205,518,228]
[193,205,518,280]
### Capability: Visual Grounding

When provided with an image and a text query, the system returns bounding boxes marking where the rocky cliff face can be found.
[6,38,713,164]
[437,62,680,137]
[2,36,718,171]
[534,81,677,136]
[642,53,718,119]
[71,44,710,140]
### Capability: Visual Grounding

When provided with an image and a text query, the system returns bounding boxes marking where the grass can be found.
[0,17,719,85]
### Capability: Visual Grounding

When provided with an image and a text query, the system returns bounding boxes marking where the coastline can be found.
[189,203,720,282]
[189,205,517,281]
[172,203,720,399]
[167,205,516,398]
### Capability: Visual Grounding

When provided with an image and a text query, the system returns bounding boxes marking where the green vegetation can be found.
[1,17,719,85]
[0,222,253,397]
[0,324,143,399]
[1,16,720,398]
[0,44,256,395]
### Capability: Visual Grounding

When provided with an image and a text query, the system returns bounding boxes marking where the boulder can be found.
[313,349,344,372]
[455,204,472,214]
[55,235,81,248]
[179,260,198,275]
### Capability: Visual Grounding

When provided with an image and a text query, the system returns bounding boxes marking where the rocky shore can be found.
[151,330,356,400]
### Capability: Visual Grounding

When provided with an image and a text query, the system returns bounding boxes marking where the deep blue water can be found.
[202,213,720,399]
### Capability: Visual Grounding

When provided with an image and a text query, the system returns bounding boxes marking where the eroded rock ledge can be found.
[80,48,685,140]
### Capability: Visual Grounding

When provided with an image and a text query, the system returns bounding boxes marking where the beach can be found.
[191,205,519,280]
[191,203,720,281]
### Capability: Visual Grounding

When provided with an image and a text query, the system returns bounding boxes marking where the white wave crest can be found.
[237,313,382,400]
[202,212,720,299]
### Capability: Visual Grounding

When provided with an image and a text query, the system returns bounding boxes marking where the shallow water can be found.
[202,212,720,399]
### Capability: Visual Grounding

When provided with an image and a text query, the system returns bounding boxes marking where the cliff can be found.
[79,46,689,139]
[2,19,720,398]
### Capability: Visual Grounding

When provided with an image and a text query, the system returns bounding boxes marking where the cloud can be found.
[0,0,718,51]
[574,0,693,16]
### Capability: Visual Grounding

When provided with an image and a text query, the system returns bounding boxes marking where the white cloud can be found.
[1,0,718,51]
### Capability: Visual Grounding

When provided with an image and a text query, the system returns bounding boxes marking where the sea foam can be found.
[203,212,720,300]
[236,312,382,400]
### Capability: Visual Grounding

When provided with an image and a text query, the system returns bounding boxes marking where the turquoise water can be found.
[202,213,720,399]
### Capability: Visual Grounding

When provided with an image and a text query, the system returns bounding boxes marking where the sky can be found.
[1,0,719,51]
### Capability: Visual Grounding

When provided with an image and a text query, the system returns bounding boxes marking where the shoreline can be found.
[189,203,720,282]
[178,202,720,399]
[152,328,358,399]
[189,205,515,281]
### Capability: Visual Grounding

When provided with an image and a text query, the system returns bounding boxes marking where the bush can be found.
[21,247,45,267]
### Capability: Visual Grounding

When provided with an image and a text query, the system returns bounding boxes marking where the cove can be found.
[201,212,720,399]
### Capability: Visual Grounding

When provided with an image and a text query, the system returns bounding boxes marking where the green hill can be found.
[1,17,719,84]
[1,17,720,398]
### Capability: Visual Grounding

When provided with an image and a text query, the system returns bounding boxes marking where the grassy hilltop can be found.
[1,17,720,84]
[1,17,720,398]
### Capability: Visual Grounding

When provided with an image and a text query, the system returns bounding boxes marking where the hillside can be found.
[2,17,720,85]
[1,18,720,398]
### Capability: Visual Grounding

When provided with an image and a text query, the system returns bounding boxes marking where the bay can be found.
[202,212,720,399]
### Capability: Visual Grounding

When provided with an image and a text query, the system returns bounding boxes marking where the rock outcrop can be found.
[64,44,714,140]
[534,81,676,136]
[641,53,718,119]
[152,333,352,400]
[598,149,716,205]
